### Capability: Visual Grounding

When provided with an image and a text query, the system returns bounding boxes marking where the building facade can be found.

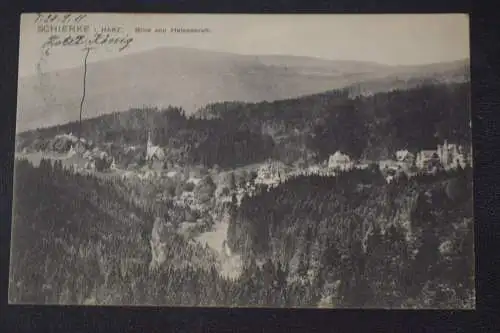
[415,140,471,172]
[395,149,415,165]
[415,150,441,170]
[437,140,467,169]
[328,151,353,171]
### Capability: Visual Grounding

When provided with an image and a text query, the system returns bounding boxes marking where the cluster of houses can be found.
[40,132,116,173]
[253,151,356,187]
[254,160,288,186]
[395,140,471,172]
[61,127,472,185]
[382,140,472,182]
[82,149,115,171]
[252,140,472,186]
[80,131,166,175]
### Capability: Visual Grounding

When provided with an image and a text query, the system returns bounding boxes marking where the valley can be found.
[10,76,474,308]
[9,13,475,310]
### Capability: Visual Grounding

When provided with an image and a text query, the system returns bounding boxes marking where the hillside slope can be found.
[8,159,225,305]
[16,46,469,131]
[9,158,474,308]
[226,167,474,308]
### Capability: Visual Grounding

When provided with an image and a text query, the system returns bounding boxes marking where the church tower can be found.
[147,130,152,149]
[147,130,153,160]
[145,129,165,164]
[441,139,450,166]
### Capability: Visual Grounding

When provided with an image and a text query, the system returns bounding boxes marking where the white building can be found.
[328,151,353,171]
[415,150,440,170]
[437,140,466,169]
[307,165,322,174]
[256,160,286,185]
[395,150,415,164]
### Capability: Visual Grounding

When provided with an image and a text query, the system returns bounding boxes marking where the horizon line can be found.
[18,45,470,79]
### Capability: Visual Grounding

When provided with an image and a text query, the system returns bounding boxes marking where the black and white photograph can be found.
[9,13,473,308]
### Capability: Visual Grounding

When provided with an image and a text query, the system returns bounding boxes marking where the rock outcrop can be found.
[149,217,172,271]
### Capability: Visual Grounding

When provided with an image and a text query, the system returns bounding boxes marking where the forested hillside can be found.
[9,159,224,305]
[227,165,474,308]
[9,159,474,308]
[16,81,471,168]
[11,78,474,307]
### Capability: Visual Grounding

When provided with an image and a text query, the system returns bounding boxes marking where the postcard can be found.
[10,13,473,308]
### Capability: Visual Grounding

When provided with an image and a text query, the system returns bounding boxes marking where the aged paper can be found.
[10,13,473,308]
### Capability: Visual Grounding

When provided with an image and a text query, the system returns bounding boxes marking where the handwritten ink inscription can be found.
[33,13,212,56]
[41,34,134,54]
[35,13,134,55]
[34,13,88,25]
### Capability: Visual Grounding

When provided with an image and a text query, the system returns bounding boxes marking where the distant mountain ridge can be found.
[16,46,469,132]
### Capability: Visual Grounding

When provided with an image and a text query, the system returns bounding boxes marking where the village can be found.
[248,139,472,189]
[17,130,473,212]
[22,130,473,184]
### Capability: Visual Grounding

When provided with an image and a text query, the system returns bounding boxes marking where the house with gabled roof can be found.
[395,149,415,164]
[328,151,353,171]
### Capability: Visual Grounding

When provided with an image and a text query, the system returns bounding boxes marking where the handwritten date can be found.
[34,13,87,25]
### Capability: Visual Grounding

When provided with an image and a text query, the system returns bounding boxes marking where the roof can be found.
[147,146,165,159]
[333,151,347,157]
[419,150,438,158]
[396,149,414,157]
[259,160,285,171]
[330,151,350,161]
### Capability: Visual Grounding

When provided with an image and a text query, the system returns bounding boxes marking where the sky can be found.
[18,13,470,77]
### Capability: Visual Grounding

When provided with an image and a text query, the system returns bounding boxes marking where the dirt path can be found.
[194,219,242,280]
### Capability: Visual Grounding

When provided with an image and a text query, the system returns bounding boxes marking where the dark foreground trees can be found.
[10,159,474,308]
[227,166,474,308]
